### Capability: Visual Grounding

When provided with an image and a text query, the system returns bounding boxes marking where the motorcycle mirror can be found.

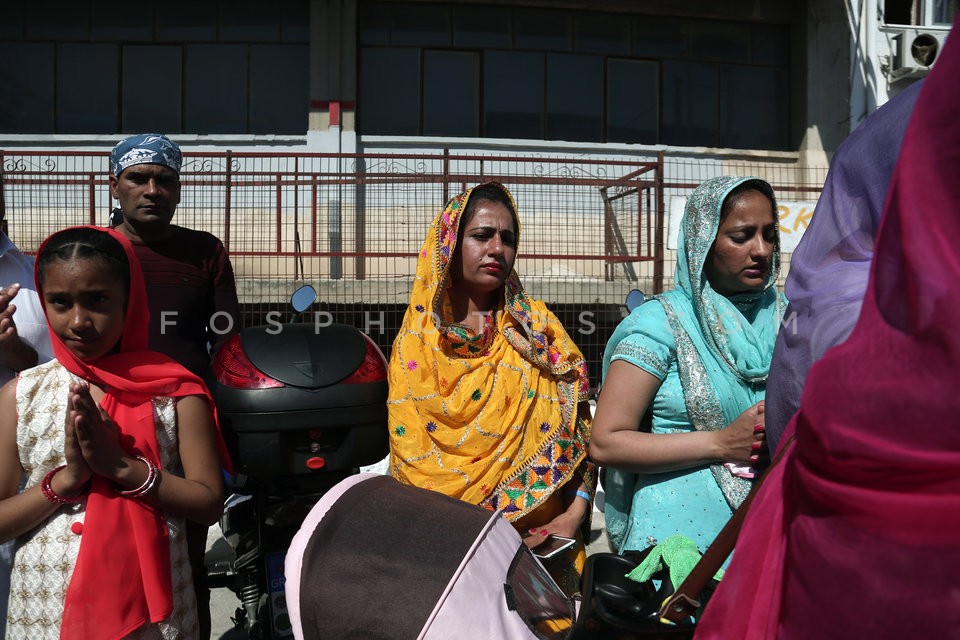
[625,289,645,312]
[291,284,318,313]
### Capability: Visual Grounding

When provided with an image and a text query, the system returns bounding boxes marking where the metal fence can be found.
[0,149,827,387]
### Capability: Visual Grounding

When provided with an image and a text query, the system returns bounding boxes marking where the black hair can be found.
[720,178,777,223]
[37,227,130,292]
[459,183,519,237]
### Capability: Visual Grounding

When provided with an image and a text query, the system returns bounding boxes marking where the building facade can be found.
[0,0,952,378]
[2,1,951,151]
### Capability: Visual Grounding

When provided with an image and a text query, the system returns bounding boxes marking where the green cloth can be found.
[625,534,724,589]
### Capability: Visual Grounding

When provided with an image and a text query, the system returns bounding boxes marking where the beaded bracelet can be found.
[116,456,160,498]
[40,465,85,505]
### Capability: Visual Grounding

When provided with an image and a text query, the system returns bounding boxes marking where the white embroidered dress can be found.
[7,360,198,639]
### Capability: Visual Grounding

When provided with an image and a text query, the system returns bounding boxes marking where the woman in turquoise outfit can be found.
[590,175,786,554]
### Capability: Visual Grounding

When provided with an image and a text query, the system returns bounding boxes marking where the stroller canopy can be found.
[285,473,575,639]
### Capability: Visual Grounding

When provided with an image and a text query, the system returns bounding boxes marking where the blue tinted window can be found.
[424,51,479,136]
[358,3,391,45]
[546,53,602,142]
[0,43,54,131]
[25,0,88,40]
[607,59,658,144]
[689,21,751,63]
[751,25,790,67]
[484,51,544,139]
[514,9,570,51]
[219,0,280,42]
[281,1,310,42]
[185,44,248,133]
[91,1,153,42]
[575,12,630,55]
[156,1,218,41]
[57,44,118,133]
[351,4,793,147]
[932,0,957,24]
[720,65,789,149]
[390,5,450,46]
[633,16,686,58]
[122,46,182,133]
[360,48,420,135]
[453,6,511,49]
[250,44,308,134]
[662,61,718,147]
[0,4,24,41]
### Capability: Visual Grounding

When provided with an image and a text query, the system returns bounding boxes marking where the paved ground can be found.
[208,529,249,640]
[207,460,611,639]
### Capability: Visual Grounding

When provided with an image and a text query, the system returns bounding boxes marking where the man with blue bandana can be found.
[109,133,239,640]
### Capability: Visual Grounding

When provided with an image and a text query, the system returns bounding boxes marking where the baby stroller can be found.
[284,473,577,639]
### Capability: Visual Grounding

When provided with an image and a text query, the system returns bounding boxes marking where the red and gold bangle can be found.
[40,465,85,505]
[116,456,160,498]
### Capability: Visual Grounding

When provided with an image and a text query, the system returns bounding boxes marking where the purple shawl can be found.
[764,79,923,451]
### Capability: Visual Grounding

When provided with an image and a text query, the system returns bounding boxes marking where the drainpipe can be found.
[865,0,880,113]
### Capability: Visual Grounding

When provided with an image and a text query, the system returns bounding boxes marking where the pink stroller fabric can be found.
[285,473,575,639]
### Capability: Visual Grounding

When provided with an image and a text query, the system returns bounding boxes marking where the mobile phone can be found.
[531,534,576,560]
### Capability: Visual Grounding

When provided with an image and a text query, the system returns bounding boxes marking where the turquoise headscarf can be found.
[669,175,783,385]
[658,175,785,503]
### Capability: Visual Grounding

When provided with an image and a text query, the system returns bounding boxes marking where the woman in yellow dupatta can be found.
[388,182,594,596]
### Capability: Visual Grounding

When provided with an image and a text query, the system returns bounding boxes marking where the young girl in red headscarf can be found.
[0,226,232,640]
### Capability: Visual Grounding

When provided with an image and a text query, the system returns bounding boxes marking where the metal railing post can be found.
[653,150,665,294]
[224,150,233,252]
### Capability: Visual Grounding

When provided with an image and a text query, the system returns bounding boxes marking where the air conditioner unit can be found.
[885,28,948,80]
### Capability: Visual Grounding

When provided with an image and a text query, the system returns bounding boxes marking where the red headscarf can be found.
[694,26,960,640]
[34,226,233,640]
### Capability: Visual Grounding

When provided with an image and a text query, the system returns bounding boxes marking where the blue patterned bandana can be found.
[110,133,182,176]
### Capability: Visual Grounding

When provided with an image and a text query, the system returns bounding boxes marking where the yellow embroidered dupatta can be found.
[387,183,592,522]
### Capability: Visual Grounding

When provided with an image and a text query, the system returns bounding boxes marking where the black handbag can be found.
[572,437,796,640]
[572,548,709,639]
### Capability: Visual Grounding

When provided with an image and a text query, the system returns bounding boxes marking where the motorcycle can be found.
[206,285,390,639]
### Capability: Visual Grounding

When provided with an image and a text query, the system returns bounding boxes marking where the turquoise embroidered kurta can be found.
[601,176,787,554]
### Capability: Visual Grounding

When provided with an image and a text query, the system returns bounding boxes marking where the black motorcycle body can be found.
[207,300,389,639]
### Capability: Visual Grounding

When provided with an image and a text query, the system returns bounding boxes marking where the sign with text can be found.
[667,196,817,253]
